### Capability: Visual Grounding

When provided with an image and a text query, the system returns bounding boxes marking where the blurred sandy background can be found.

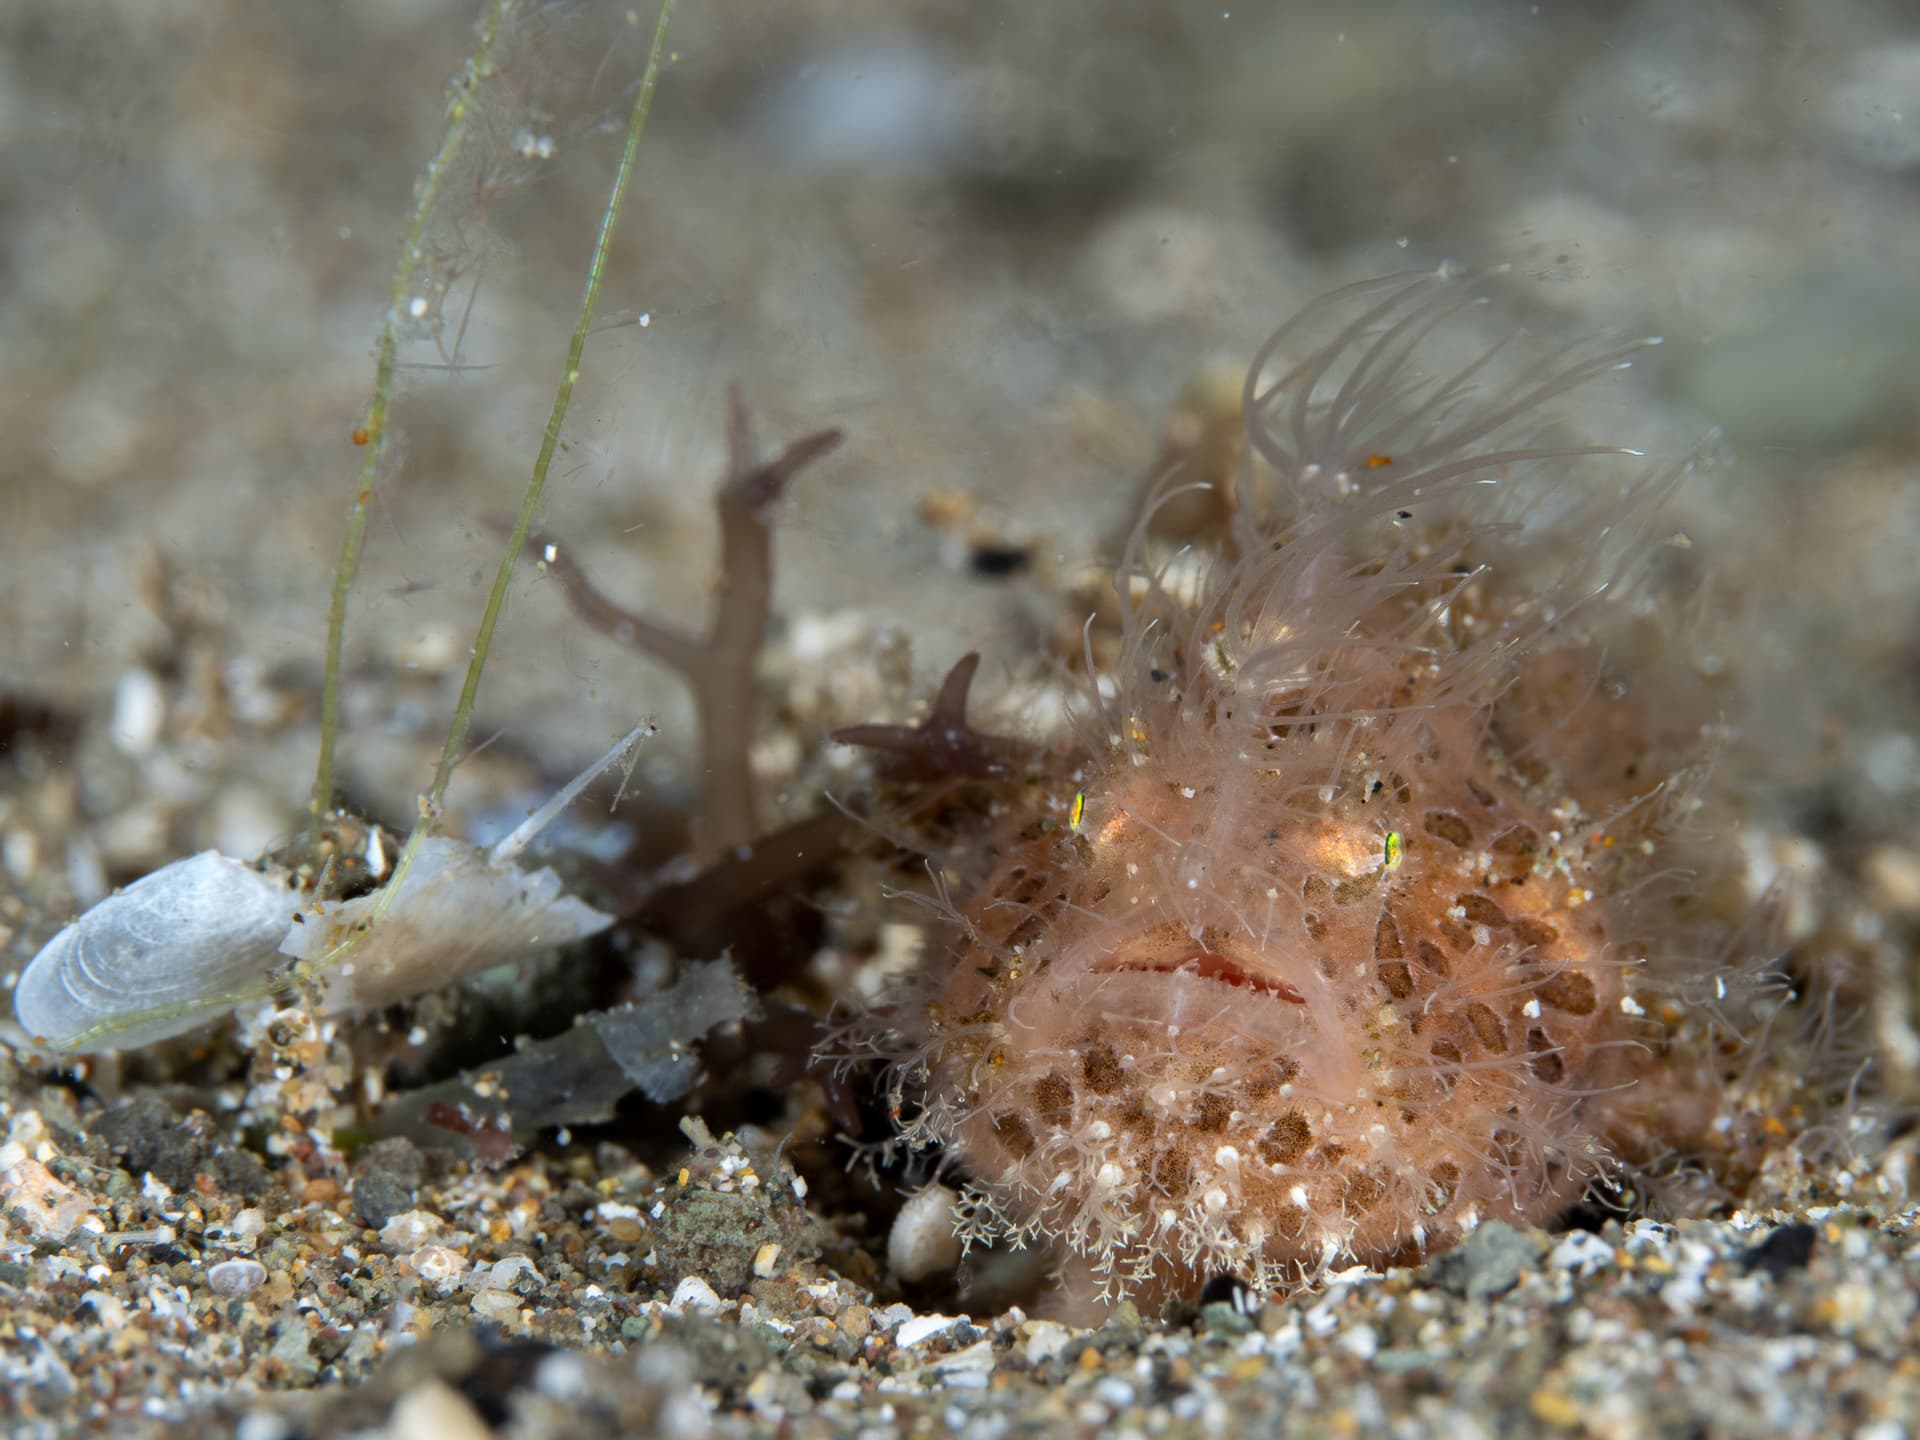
[1,0,1916,944]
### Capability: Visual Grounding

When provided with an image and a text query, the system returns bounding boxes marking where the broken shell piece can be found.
[364,957,757,1162]
[281,835,614,1010]
[279,718,652,1010]
[12,851,303,1051]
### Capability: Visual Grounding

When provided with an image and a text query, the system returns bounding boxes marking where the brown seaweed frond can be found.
[514,385,842,863]
[831,652,1033,783]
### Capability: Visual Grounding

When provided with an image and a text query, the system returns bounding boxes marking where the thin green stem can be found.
[309,0,510,827]
[428,0,677,815]
[299,0,678,966]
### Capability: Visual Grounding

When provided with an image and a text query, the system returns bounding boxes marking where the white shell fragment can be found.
[280,835,614,1011]
[280,718,652,1011]
[12,851,303,1051]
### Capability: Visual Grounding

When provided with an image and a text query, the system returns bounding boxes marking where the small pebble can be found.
[1200,1301,1252,1338]
[0,1156,93,1242]
[301,1178,342,1207]
[352,1171,412,1231]
[470,1288,522,1323]
[1094,1376,1137,1407]
[670,1276,722,1314]
[933,1339,995,1378]
[410,1244,466,1291]
[1744,1223,1819,1280]
[896,1312,963,1347]
[267,1326,318,1383]
[81,1290,128,1327]
[1862,845,1920,915]
[109,667,165,756]
[206,1258,268,1297]
[888,1184,963,1284]
[488,1255,538,1290]
[595,1200,645,1244]
[1427,1221,1547,1301]
[379,1210,445,1250]
[1023,1321,1073,1365]
[388,1379,492,1440]
[1549,1231,1616,1274]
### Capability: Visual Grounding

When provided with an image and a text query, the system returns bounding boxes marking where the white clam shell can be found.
[13,851,302,1051]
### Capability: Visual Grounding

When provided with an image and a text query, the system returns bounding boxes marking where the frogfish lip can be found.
[1093,930,1307,1004]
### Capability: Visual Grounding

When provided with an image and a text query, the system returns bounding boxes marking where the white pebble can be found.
[887,1183,963,1284]
[206,1258,267,1297]
[895,1312,963,1348]
[4,828,38,881]
[1095,1376,1137,1407]
[379,1210,444,1250]
[670,1275,722,1314]
[933,1340,995,1387]
[1336,1323,1379,1360]
[1548,1231,1615,1273]
[471,1288,522,1323]
[0,1156,93,1242]
[109,667,165,756]
[388,1378,491,1440]
[81,1290,128,1328]
[534,1350,591,1400]
[1024,1321,1073,1365]
[488,1255,537,1289]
